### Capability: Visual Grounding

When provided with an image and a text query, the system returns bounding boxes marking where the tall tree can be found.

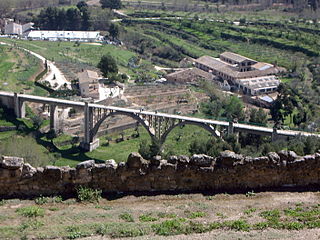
[100,0,122,9]
[97,54,118,78]
[109,23,119,40]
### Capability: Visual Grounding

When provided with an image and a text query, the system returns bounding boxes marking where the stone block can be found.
[76,160,95,169]
[190,154,214,167]
[217,150,243,168]
[43,166,62,182]
[278,150,298,162]
[267,152,280,165]
[1,156,24,170]
[127,152,147,169]
[22,164,36,178]
[168,155,178,164]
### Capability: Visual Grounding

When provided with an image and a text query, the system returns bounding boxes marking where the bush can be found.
[76,186,101,203]
[16,206,45,218]
[119,212,135,222]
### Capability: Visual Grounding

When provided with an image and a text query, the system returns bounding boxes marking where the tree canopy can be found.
[100,0,122,9]
[97,54,119,78]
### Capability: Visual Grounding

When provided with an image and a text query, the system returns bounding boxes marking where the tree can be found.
[76,1,88,11]
[222,96,245,121]
[100,0,122,9]
[0,0,11,18]
[109,23,119,40]
[97,54,118,78]
[249,108,267,125]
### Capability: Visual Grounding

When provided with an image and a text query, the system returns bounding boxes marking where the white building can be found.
[4,22,22,35]
[4,22,34,36]
[27,31,102,42]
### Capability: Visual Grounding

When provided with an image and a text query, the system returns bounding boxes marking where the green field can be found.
[0,39,156,78]
[0,45,46,94]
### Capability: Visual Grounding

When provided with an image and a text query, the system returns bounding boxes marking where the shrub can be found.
[66,225,86,239]
[16,206,45,218]
[76,186,101,203]
[139,213,158,222]
[224,220,250,231]
[119,212,134,222]
[152,218,186,236]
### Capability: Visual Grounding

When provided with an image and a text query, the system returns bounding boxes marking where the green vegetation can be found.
[76,186,102,203]
[16,206,45,218]
[1,193,320,239]
[119,212,135,222]
[0,45,45,94]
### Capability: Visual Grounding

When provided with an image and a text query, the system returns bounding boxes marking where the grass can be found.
[0,45,44,94]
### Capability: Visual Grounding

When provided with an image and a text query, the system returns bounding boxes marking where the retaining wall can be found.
[0,150,319,198]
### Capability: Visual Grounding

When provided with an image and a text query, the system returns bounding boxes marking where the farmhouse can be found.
[78,70,101,100]
[27,31,102,42]
[166,68,214,84]
[194,52,283,95]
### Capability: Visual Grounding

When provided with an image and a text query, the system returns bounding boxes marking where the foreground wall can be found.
[0,150,319,198]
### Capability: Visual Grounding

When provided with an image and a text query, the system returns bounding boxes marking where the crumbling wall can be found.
[0,150,319,198]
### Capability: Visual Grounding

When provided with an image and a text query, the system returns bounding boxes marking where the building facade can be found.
[194,52,282,95]
[27,31,102,42]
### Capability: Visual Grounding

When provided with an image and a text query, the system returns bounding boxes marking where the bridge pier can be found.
[272,128,278,142]
[228,121,234,136]
[13,93,25,118]
[80,102,100,152]
[50,104,59,134]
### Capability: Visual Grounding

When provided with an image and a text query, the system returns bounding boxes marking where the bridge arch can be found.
[160,120,220,144]
[90,111,156,141]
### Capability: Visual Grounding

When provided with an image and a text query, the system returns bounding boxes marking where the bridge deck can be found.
[0,91,319,138]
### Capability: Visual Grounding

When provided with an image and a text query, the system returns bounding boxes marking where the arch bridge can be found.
[0,91,319,151]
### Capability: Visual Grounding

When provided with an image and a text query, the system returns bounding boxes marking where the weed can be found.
[185,221,211,234]
[76,186,101,203]
[157,212,177,218]
[139,213,158,222]
[95,205,112,211]
[35,196,63,205]
[187,211,206,219]
[152,218,186,236]
[19,220,44,230]
[216,212,227,218]
[224,220,250,231]
[66,225,86,239]
[283,222,304,230]
[206,196,214,200]
[119,212,134,222]
[260,209,280,221]
[16,206,45,218]
[245,190,256,197]
[252,222,269,230]
[244,207,257,215]
[34,196,48,205]
[0,200,6,206]
[110,227,146,238]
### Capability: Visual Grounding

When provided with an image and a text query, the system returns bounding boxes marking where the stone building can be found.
[77,70,101,100]
[194,52,283,95]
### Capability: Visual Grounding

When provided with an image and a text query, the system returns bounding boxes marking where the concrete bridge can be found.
[0,91,319,151]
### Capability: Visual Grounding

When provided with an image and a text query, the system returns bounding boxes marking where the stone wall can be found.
[0,150,319,198]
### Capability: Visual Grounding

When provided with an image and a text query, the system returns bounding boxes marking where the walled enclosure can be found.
[0,150,319,198]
